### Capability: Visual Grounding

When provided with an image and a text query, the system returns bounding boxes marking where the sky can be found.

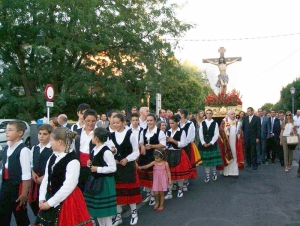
[169,0,300,111]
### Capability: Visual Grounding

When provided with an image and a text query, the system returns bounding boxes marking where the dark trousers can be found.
[267,137,280,162]
[245,141,257,167]
[0,181,30,226]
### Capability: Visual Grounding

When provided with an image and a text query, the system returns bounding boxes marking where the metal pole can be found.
[292,94,295,115]
[47,106,50,124]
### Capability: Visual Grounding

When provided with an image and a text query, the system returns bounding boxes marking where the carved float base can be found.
[204,105,243,117]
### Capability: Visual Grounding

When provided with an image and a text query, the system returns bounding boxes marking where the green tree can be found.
[0,0,192,120]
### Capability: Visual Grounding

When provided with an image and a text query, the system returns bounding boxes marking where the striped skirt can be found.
[84,177,117,218]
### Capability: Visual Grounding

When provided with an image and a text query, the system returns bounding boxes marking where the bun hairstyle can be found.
[153,148,164,159]
[94,127,111,143]
[51,127,77,153]
[170,114,180,123]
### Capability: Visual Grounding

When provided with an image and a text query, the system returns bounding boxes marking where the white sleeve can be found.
[47,160,80,207]
[210,123,219,144]
[186,123,195,143]
[199,123,205,145]
[30,146,35,168]
[39,159,49,201]
[177,130,188,148]
[97,151,117,173]
[139,131,144,145]
[158,130,166,147]
[126,134,140,162]
[20,147,32,180]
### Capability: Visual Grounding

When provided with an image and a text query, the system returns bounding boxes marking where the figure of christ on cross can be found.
[203,47,241,95]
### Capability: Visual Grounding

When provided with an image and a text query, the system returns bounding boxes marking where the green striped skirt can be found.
[200,144,222,167]
[84,176,117,218]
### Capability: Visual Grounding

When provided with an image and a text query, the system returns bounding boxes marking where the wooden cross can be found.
[203,47,242,63]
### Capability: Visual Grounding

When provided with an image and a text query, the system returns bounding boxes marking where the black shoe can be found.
[271,159,275,163]
[252,166,258,170]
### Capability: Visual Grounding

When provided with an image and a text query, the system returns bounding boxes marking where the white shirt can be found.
[3,140,31,180]
[293,115,300,127]
[106,130,140,162]
[71,121,82,131]
[131,126,141,144]
[282,122,296,137]
[79,127,94,154]
[199,119,219,145]
[179,120,195,144]
[30,143,52,167]
[139,118,148,130]
[92,145,117,174]
[39,150,80,207]
[167,127,187,149]
[139,126,166,147]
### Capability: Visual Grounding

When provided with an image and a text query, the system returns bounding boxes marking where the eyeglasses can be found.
[286,114,291,116]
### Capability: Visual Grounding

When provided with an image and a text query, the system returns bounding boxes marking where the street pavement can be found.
[4,148,300,226]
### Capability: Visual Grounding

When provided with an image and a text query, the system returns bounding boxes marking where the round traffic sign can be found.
[44,84,55,101]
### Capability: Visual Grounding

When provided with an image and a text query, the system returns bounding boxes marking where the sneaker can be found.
[212,173,217,181]
[149,196,156,206]
[130,209,138,225]
[182,183,188,192]
[204,176,210,183]
[177,189,183,198]
[164,192,173,200]
[112,214,122,226]
[142,192,151,202]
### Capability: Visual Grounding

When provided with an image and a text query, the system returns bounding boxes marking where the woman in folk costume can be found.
[138,113,166,206]
[35,128,92,226]
[178,109,201,191]
[106,113,142,226]
[217,109,244,176]
[199,109,222,182]
[164,115,191,199]
[84,127,117,226]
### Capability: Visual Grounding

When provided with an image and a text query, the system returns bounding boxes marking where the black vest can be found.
[167,129,183,149]
[2,143,25,184]
[91,146,114,178]
[74,128,96,159]
[32,145,52,176]
[46,152,77,199]
[111,130,133,161]
[202,121,217,143]
[182,121,192,137]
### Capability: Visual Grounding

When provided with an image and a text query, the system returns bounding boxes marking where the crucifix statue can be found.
[203,47,241,95]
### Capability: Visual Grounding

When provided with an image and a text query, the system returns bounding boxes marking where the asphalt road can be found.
[4,149,300,226]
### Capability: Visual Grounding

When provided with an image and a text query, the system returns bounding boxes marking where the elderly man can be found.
[218,109,244,176]
[57,114,72,129]
[139,107,149,129]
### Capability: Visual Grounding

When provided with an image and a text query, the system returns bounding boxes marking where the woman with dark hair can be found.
[178,109,200,191]
[35,128,92,226]
[165,115,191,199]
[84,127,117,226]
[138,113,166,206]
[107,113,141,226]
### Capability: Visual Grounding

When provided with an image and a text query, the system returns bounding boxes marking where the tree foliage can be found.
[0,0,204,120]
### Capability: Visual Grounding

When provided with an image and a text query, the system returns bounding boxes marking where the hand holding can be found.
[120,158,128,166]
[145,144,152,150]
[87,160,92,167]
[40,202,51,210]
[16,195,28,207]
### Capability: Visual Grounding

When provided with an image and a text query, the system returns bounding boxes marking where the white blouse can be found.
[39,150,80,207]
[92,145,117,174]
[179,120,196,144]
[139,126,166,147]
[199,119,219,145]
[282,122,296,137]
[167,128,188,149]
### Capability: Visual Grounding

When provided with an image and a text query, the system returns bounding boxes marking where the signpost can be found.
[44,84,55,123]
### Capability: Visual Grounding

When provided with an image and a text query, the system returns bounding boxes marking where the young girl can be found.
[84,127,117,226]
[35,128,92,226]
[138,150,171,211]
[106,113,142,226]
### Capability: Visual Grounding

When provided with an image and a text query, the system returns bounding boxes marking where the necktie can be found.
[271,118,274,132]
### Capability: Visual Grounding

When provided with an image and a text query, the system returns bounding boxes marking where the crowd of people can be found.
[1,104,299,226]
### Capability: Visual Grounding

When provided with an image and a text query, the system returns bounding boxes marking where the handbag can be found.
[287,135,298,150]
[84,175,104,195]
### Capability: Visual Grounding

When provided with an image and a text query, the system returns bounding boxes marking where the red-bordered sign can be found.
[44,84,55,101]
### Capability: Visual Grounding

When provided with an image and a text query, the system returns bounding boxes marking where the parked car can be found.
[0,119,31,161]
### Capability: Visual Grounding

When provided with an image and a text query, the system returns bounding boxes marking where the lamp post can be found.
[290,86,295,115]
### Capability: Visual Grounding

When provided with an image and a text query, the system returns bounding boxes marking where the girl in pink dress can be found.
[138,150,171,211]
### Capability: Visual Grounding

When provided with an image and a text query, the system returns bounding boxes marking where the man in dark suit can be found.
[256,108,268,164]
[57,114,72,129]
[267,110,283,165]
[242,107,261,170]
[157,108,170,131]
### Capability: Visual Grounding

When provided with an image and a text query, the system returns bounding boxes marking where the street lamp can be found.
[290,86,295,115]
